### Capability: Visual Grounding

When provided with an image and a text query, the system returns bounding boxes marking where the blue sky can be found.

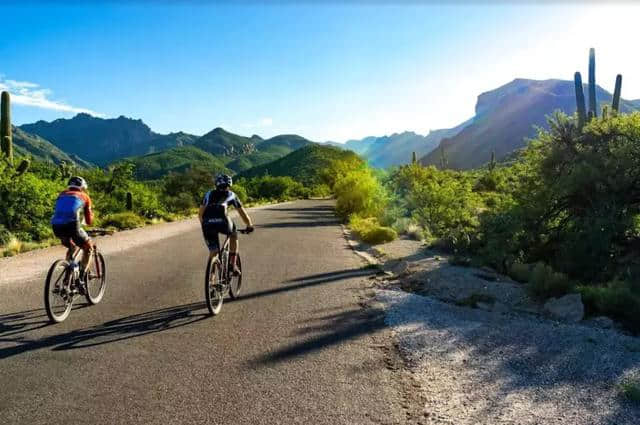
[2,2,639,142]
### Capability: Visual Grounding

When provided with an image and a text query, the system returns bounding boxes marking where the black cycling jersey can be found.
[201,189,242,221]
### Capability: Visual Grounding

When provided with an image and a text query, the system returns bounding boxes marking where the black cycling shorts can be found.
[52,222,91,248]
[202,217,237,251]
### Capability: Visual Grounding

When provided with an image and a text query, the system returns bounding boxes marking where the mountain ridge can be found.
[421,78,640,169]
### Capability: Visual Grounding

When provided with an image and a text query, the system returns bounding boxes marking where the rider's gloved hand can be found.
[246,225,255,233]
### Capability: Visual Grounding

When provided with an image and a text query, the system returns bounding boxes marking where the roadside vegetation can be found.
[334,111,640,333]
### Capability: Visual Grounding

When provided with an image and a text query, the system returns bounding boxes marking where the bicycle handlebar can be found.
[86,228,115,237]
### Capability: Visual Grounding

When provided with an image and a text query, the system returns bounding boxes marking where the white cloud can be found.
[0,77,105,117]
[259,117,273,127]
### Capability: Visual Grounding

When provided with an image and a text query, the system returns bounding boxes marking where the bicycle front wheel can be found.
[44,260,73,323]
[205,258,223,315]
[85,252,107,305]
[229,254,242,299]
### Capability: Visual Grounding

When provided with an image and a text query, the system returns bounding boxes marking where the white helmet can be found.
[68,176,88,190]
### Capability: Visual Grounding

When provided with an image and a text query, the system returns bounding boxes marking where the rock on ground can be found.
[543,293,585,323]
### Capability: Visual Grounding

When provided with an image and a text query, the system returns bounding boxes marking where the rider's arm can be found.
[198,206,205,224]
[237,207,253,228]
[83,193,94,226]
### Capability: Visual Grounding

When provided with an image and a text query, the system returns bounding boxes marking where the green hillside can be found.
[238,144,360,186]
[126,145,231,180]
[13,127,92,167]
[193,127,258,156]
[226,134,313,172]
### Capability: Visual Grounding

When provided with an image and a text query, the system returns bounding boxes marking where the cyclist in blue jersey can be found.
[51,176,94,282]
[199,174,254,275]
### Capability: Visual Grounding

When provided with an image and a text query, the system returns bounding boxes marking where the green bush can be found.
[0,225,12,246]
[362,226,397,245]
[527,262,574,299]
[100,212,145,230]
[334,168,387,219]
[579,281,640,332]
[508,262,532,283]
[349,215,397,245]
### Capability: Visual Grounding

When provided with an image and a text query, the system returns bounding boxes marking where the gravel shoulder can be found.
[362,237,640,424]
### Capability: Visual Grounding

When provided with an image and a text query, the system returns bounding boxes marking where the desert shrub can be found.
[387,164,481,251]
[100,212,145,230]
[476,113,640,283]
[527,262,574,299]
[241,175,308,202]
[163,167,213,212]
[390,217,427,241]
[509,262,532,283]
[579,281,640,332]
[309,184,331,198]
[0,226,13,246]
[232,183,248,203]
[334,168,387,219]
[0,167,63,241]
[349,215,397,245]
[620,379,640,402]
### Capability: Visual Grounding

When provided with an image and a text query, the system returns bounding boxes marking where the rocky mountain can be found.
[20,113,197,166]
[420,78,640,169]
[238,144,359,186]
[12,126,92,167]
[328,122,470,168]
[18,114,314,174]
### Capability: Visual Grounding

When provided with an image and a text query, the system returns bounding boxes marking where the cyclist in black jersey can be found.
[199,174,254,275]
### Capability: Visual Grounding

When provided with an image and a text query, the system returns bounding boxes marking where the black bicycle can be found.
[205,229,252,315]
[44,229,111,323]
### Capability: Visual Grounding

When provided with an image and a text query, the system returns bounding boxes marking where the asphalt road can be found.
[0,200,405,424]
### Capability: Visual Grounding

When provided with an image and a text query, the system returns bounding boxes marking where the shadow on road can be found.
[257,219,338,229]
[248,305,385,366]
[228,268,376,305]
[261,205,335,213]
[0,302,208,359]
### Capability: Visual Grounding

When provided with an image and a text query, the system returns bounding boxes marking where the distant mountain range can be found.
[420,78,640,169]
[13,77,640,175]
[16,114,314,177]
[334,122,471,168]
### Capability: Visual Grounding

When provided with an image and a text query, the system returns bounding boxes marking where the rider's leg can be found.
[208,248,219,262]
[229,234,238,255]
[80,240,94,279]
[229,234,241,275]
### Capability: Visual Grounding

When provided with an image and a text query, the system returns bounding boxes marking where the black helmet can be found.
[215,174,232,189]
[68,176,88,190]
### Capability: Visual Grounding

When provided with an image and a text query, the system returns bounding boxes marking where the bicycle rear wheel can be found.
[205,258,223,315]
[44,260,73,323]
[229,254,242,299]
[85,251,107,305]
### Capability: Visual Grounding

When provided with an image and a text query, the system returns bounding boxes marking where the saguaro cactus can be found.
[489,150,496,171]
[588,48,597,118]
[1,91,13,165]
[439,145,448,169]
[126,192,133,211]
[574,72,587,128]
[412,151,417,164]
[15,159,30,176]
[612,74,622,112]
[59,161,72,180]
